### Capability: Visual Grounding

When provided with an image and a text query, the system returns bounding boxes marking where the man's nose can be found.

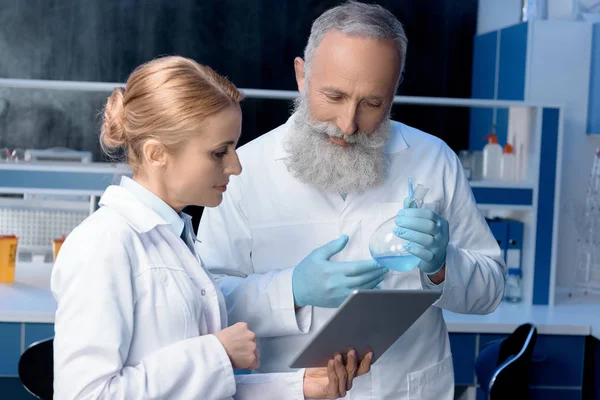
[336,105,358,135]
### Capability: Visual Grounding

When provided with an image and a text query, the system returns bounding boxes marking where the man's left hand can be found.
[393,201,449,275]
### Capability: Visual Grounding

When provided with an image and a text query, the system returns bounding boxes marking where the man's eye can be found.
[326,95,343,102]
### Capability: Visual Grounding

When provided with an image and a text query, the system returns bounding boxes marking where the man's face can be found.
[283,30,401,194]
[299,29,400,142]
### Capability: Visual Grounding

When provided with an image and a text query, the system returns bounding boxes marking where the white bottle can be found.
[501,142,517,181]
[504,268,522,303]
[482,132,503,180]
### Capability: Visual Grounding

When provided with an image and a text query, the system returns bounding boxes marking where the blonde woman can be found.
[51,56,371,399]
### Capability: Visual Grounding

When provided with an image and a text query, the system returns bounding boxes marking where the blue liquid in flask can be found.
[371,253,420,272]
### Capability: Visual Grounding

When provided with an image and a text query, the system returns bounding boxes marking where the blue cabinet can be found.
[0,378,36,399]
[588,23,600,135]
[449,333,477,385]
[469,23,528,151]
[497,23,528,101]
[472,31,497,100]
[0,322,54,399]
[0,322,54,377]
[0,323,22,376]
[23,323,54,349]
[469,31,498,151]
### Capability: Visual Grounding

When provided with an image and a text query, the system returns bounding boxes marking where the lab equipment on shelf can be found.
[504,268,523,303]
[571,147,600,297]
[501,140,517,181]
[459,150,473,180]
[482,128,502,180]
[0,148,28,162]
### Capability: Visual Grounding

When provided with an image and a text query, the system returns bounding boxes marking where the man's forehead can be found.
[310,31,400,93]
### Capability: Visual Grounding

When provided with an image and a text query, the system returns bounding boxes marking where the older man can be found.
[198,2,506,399]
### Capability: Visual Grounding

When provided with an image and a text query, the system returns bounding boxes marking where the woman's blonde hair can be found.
[100,56,243,173]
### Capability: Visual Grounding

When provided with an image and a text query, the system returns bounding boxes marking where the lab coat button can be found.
[201,289,206,296]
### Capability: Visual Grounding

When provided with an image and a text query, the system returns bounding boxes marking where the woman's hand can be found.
[214,322,260,370]
[303,350,372,399]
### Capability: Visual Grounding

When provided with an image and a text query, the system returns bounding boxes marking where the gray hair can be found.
[303,1,408,82]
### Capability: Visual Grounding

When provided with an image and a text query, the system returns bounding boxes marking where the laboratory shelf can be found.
[0,162,131,196]
[0,163,538,207]
[468,179,535,189]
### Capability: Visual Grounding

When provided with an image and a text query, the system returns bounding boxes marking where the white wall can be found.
[477,0,600,301]
[477,0,523,34]
[525,22,599,296]
[477,0,583,34]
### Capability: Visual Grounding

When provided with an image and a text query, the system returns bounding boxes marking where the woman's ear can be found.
[142,139,167,168]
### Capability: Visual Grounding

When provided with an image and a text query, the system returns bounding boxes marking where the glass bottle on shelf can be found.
[504,268,522,303]
[459,150,473,180]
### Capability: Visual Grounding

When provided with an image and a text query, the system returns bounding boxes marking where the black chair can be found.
[475,323,538,399]
[18,336,54,400]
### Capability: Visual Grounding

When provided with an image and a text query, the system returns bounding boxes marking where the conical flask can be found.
[368,180,429,272]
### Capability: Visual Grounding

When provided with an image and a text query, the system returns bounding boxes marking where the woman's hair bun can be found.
[100,87,127,152]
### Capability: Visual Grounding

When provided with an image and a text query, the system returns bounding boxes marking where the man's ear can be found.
[294,57,306,93]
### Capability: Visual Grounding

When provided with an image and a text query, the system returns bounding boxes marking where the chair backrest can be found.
[18,336,54,400]
[488,324,538,399]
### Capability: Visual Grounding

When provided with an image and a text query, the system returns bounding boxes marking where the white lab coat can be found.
[51,185,305,400]
[198,116,506,400]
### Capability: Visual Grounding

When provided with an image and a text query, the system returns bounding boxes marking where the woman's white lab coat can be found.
[51,185,304,400]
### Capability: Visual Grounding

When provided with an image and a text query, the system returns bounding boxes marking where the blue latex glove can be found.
[292,235,389,308]
[393,198,449,275]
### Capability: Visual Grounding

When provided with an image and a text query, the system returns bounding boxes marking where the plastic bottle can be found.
[501,141,517,181]
[504,268,522,303]
[482,128,503,180]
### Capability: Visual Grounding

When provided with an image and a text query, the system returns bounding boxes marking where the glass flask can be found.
[369,180,429,272]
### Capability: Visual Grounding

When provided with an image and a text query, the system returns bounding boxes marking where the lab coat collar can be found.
[119,176,185,237]
[99,184,192,235]
[273,113,409,160]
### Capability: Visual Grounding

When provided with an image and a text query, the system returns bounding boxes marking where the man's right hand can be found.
[214,322,260,370]
[303,350,373,399]
[292,235,389,308]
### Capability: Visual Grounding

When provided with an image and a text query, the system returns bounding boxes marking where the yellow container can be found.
[0,235,18,283]
[52,236,66,261]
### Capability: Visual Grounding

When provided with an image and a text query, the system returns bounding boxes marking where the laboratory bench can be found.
[1,263,600,399]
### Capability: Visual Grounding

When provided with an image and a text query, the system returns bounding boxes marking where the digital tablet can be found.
[289,289,442,368]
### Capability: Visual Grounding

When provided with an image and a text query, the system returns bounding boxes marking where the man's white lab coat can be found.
[51,185,305,400]
[198,116,506,400]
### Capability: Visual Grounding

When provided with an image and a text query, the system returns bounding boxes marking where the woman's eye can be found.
[214,150,227,159]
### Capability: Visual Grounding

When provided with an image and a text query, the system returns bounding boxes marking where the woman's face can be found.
[164,104,243,209]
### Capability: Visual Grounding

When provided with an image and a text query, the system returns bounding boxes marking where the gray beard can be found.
[283,94,391,194]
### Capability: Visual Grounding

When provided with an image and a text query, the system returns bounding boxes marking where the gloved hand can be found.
[393,198,449,275]
[292,235,389,308]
